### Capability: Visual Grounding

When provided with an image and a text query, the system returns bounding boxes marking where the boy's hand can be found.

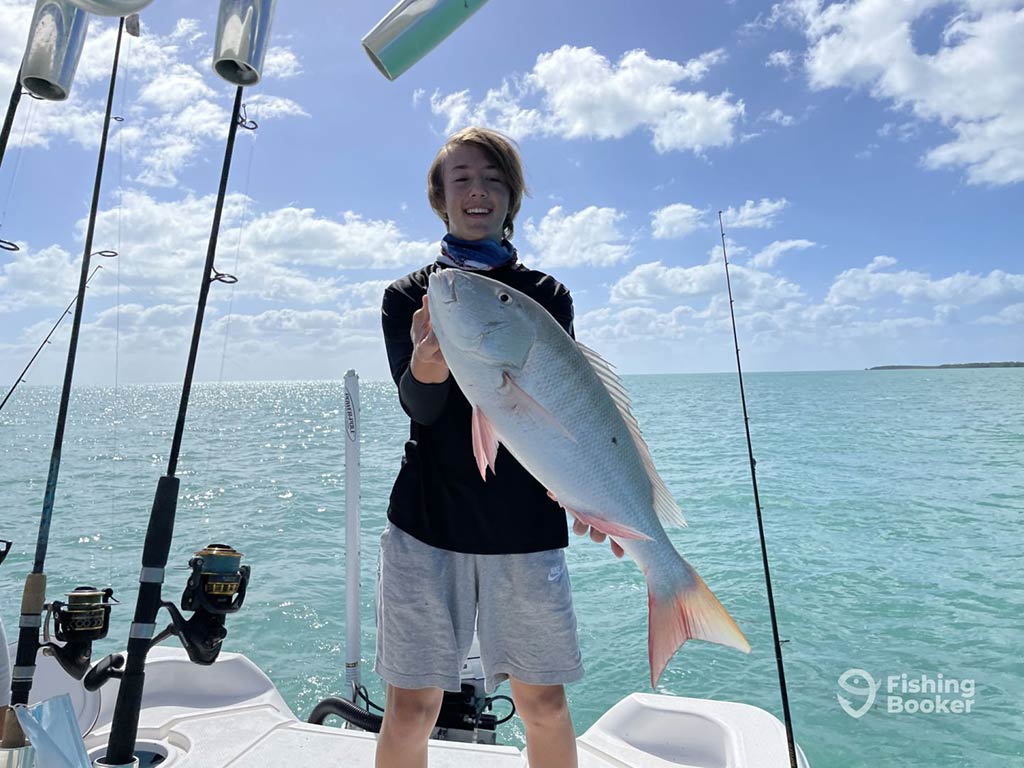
[572,519,625,558]
[410,295,450,383]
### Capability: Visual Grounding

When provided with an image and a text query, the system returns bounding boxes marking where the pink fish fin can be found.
[471,405,501,481]
[576,342,686,528]
[647,560,751,688]
[565,507,652,542]
[610,539,625,558]
[500,371,576,443]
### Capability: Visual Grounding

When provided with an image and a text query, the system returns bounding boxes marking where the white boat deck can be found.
[16,645,808,767]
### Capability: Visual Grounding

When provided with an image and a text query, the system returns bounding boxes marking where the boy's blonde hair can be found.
[427,126,528,240]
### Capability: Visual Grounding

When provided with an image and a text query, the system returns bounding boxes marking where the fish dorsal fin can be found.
[577,341,687,528]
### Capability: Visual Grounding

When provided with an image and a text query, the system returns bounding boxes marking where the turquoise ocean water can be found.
[1,370,1021,766]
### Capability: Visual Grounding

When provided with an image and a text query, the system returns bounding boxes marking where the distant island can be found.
[868,362,1023,370]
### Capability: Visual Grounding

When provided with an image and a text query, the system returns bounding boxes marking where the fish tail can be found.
[647,559,750,688]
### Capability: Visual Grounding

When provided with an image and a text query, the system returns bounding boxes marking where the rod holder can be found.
[213,0,278,86]
[67,0,152,14]
[0,745,36,768]
[362,0,491,81]
[19,0,90,101]
[92,757,138,768]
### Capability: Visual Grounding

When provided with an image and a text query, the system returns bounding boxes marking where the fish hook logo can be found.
[837,668,879,719]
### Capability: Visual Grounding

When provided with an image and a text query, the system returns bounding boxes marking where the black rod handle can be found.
[103,475,179,763]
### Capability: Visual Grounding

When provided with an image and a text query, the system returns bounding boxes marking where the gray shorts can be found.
[374,523,583,693]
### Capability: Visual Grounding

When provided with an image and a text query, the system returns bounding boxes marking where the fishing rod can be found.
[0,263,109,413]
[0,69,24,175]
[717,211,800,768]
[99,3,280,754]
[99,82,254,765]
[0,72,26,253]
[1,16,129,749]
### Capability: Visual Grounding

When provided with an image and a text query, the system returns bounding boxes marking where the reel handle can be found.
[84,653,124,691]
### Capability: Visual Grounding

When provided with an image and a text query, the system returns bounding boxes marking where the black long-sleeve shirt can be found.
[381,261,573,554]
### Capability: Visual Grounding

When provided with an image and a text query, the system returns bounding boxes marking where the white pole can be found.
[343,370,361,702]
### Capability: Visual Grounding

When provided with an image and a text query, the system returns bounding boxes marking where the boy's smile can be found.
[443,144,510,242]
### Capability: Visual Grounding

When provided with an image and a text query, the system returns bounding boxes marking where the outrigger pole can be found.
[717,211,800,768]
[2,15,128,747]
[0,264,106,413]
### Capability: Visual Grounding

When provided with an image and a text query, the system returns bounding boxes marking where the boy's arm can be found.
[382,285,450,426]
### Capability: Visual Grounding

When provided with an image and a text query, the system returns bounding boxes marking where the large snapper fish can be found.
[426,268,750,686]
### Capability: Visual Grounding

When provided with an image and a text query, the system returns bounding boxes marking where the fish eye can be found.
[498,292,511,303]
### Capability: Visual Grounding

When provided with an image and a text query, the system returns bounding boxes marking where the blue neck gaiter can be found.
[438,233,517,271]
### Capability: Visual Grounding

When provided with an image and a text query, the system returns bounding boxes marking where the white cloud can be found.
[136,64,215,112]
[0,244,83,312]
[429,45,744,154]
[826,255,1024,306]
[766,50,795,69]
[855,142,880,160]
[976,303,1024,325]
[578,245,1023,364]
[708,240,748,265]
[211,307,377,342]
[33,300,392,384]
[750,239,816,269]
[577,304,701,343]
[610,261,721,304]
[83,190,250,299]
[522,206,631,268]
[762,108,795,126]
[97,302,194,329]
[244,94,310,121]
[262,46,303,79]
[0,191,436,313]
[721,197,789,228]
[338,279,394,307]
[784,0,1024,185]
[609,260,803,310]
[89,302,196,349]
[651,203,706,239]
[243,208,435,271]
[878,121,920,143]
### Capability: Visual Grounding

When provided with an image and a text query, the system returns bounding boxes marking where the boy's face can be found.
[442,143,510,242]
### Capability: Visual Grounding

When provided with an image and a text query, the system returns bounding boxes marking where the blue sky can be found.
[0,0,1021,386]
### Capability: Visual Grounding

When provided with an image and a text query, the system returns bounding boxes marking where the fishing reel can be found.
[161,544,250,666]
[85,544,249,691]
[42,586,117,679]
